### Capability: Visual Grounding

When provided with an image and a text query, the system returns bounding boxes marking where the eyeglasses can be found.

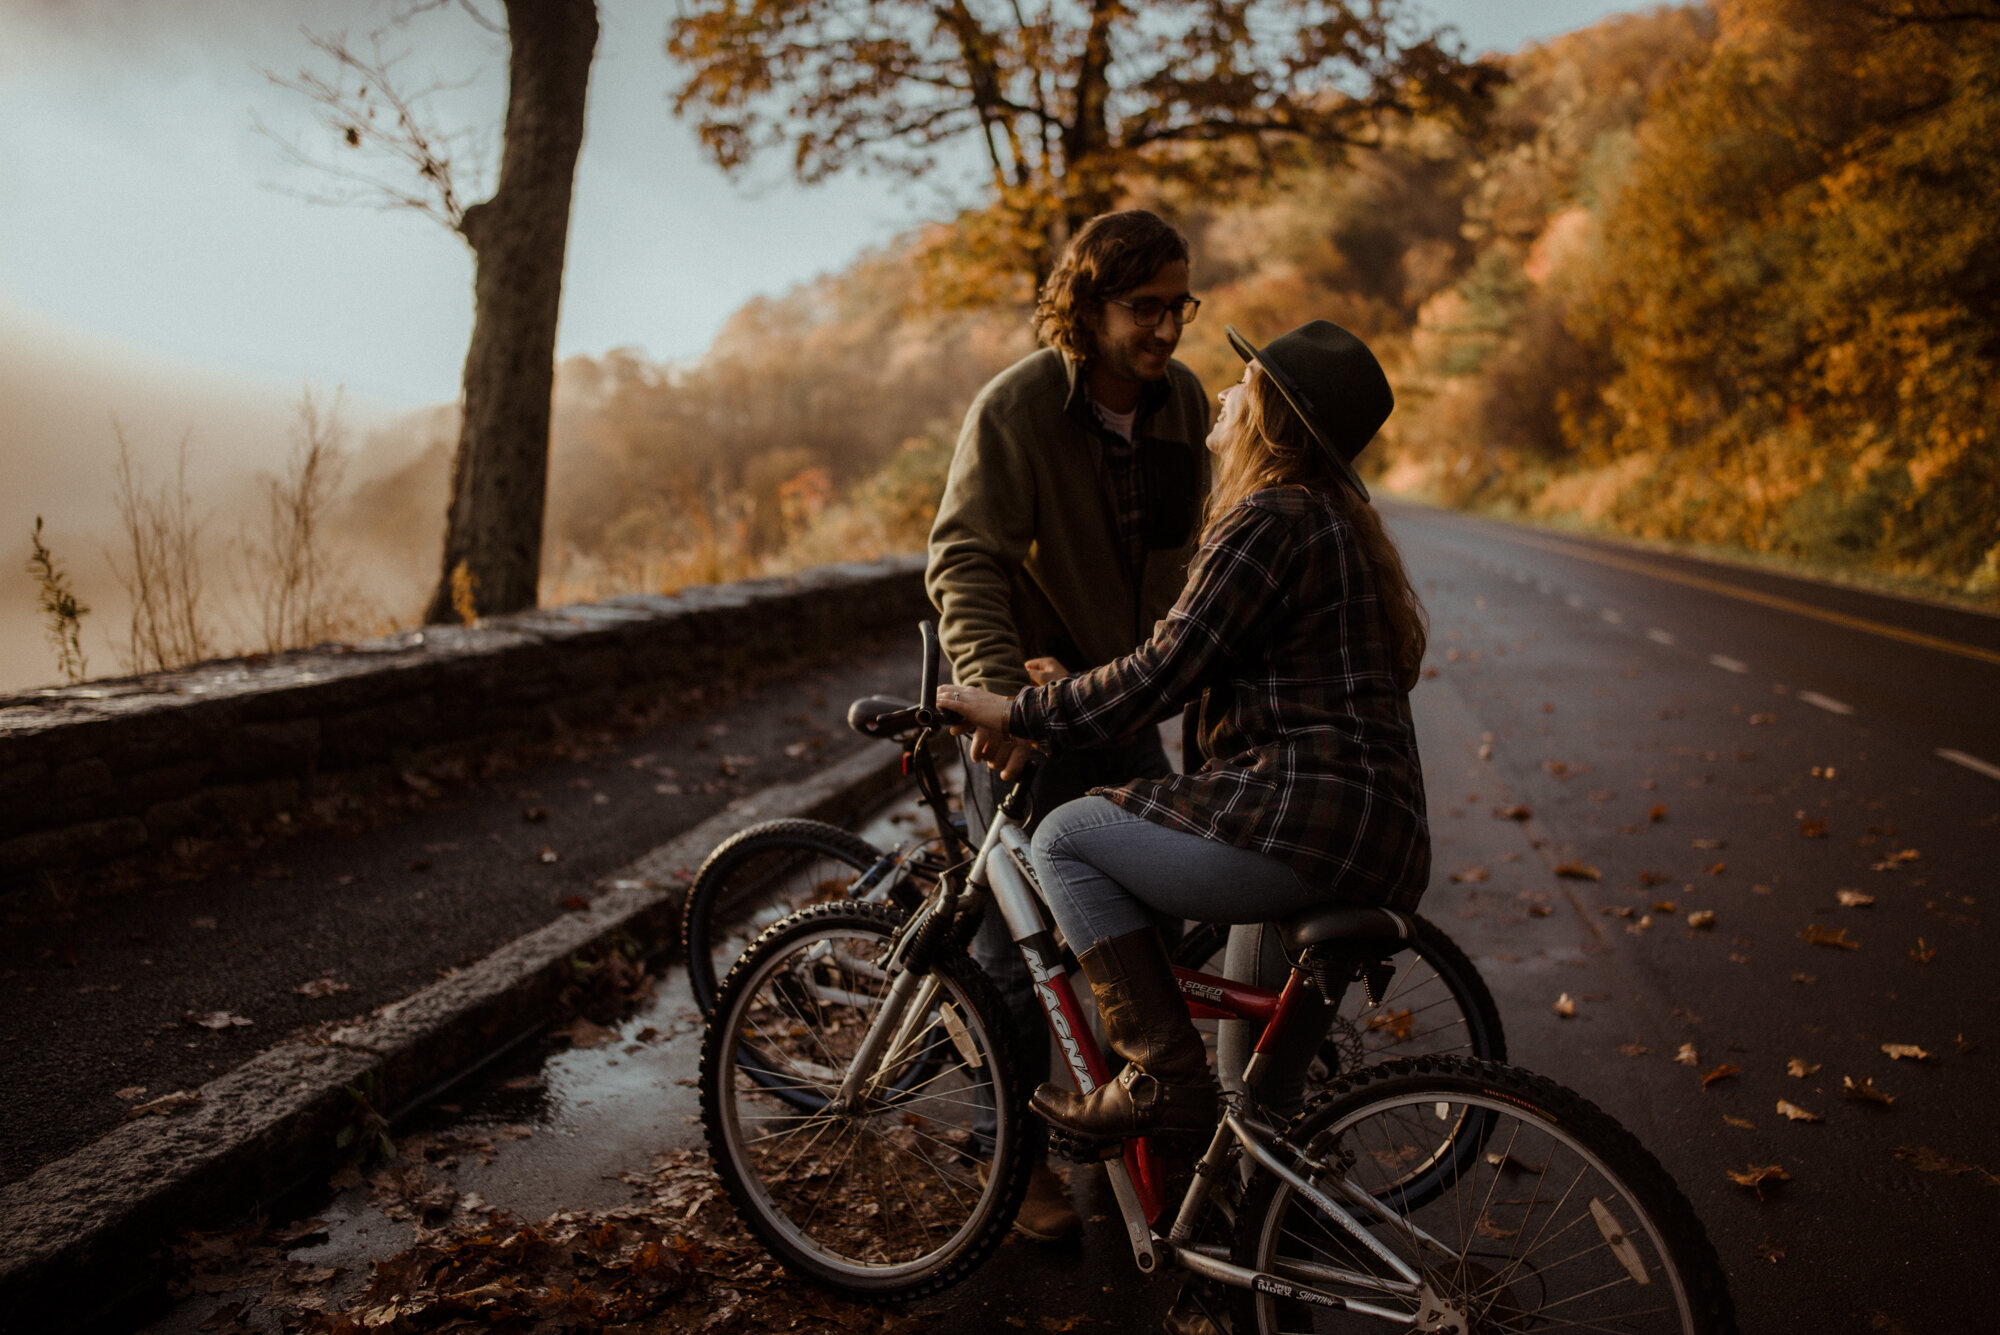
[1105,295,1201,328]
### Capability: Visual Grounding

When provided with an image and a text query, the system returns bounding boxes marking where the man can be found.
[927,209,1210,1241]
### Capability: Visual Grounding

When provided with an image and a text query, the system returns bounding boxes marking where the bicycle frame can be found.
[831,735,1441,1316]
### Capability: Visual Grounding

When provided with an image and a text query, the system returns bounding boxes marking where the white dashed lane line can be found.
[1708,654,1749,674]
[1939,749,2000,782]
[1797,691,1855,716]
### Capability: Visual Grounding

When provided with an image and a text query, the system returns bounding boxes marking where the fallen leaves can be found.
[187,1010,254,1030]
[126,1089,200,1120]
[1554,861,1601,881]
[1836,889,1875,908]
[1618,1043,1650,1057]
[1798,817,1829,838]
[1871,848,1922,872]
[1686,909,1717,930]
[1724,1115,1756,1129]
[559,1017,620,1050]
[1701,1063,1741,1088]
[1493,804,1533,821]
[1881,1043,1931,1062]
[1550,993,1577,1018]
[1775,1100,1821,1123]
[1675,1043,1700,1066]
[1727,1163,1790,1197]
[1786,1058,1820,1078]
[293,976,351,999]
[1892,1147,2000,1186]
[1842,1076,1895,1107]
[1910,938,1938,964]
[1448,864,1490,884]
[1648,803,1668,822]
[1801,924,1859,950]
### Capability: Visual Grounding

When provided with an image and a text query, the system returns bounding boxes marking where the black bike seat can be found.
[1279,905,1415,951]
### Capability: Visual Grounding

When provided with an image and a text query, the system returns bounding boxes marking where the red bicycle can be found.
[698,624,1737,1332]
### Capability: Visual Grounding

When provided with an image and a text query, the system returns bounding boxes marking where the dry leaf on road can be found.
[1910,939,1938,964]
[1776,1100,1821,1123]
[1701,1063,1741,1088]
[1554,861,1601,881]
[1448,864,1490,884]
[294,976,351,999]
[1687,909,1717,929]
[1675,1043,1700,1066]
[1727,1164,1790,1196]
[1842,1076,1895,1106]
[1801,925,1859,950]
[187,1010,254,1029]
[560,1017,619,1050]
[1786,1058,1820,1078]
[1551,993,1577,1018]
[1881,1044,1931,1062]
[1836,889,1875,908]
[1724,1115,1756,1129]
[125,1090,199,1120]
[1618,1043,1650,1057]
[1893,1147,1999,1185]
[1493,805,1532,821]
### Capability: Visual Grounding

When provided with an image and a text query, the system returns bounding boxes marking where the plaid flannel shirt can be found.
[1008,487,1431,908]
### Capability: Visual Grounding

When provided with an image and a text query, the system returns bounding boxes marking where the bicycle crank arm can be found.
[1101,1157,1161,1274]
[1170,1245,1420,1326]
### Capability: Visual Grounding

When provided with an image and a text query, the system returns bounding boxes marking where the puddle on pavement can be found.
[142,775,965,1333]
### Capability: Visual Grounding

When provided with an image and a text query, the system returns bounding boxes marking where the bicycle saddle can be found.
[1279,905,1415,951]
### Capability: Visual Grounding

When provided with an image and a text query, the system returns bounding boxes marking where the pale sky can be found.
[0,0,1648,409]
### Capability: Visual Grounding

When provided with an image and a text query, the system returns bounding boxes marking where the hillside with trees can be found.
[426,0,1993,611]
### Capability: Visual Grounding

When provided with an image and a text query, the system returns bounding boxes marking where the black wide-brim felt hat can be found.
[1225,320,1393,501]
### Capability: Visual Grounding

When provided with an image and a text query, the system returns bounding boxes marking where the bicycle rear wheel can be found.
[1175,915,1506,1077]
[1231,1056,1737,1334]
[683,819,890,1014]
[700,901,1031,1300]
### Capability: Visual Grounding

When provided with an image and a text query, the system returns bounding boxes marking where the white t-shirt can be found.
[1096,401,1137,441]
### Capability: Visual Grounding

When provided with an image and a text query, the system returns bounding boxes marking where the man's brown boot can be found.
[1030,929,1219,1142]
[1013,1162,1082,1241]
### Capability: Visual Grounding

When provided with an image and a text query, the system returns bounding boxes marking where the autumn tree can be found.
[667,0,1497,290]
[271,0,598,623]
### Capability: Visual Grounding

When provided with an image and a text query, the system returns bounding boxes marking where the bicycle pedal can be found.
[1046,1129,1118,1164]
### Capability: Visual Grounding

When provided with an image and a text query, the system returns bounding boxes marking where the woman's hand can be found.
[935,683,1035,780]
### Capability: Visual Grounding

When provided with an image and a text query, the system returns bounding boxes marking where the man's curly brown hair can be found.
[1033,210,1192,363]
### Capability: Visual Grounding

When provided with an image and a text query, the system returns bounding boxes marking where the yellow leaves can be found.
[1550,993,1577,1018]
[1686,909,1717,929]
[1801,924,1858,950]
[1775,1100,1820,1123]
[1786,1058,1819,1078]
[1881,1043,1930,1062]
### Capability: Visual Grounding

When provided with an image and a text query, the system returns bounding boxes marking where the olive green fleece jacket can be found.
[927,347,1211,699]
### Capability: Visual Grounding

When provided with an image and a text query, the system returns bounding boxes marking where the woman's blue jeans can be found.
[1028,796,1334,1117]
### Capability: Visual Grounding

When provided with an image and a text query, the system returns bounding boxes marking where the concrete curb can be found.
[0,742,911,1330]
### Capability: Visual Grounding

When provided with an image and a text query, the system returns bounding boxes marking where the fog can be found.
[0,300,425,695]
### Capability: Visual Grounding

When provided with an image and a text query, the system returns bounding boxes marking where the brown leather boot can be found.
[1031,929,1219,1142]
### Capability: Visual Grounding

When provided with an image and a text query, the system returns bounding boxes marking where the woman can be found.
[937,320,1430,1145]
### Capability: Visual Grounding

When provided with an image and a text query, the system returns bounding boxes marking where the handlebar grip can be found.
[918,620,942,724]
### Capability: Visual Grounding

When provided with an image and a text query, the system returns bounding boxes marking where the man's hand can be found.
[935,683,1036,781]
[1025,656,1070,685]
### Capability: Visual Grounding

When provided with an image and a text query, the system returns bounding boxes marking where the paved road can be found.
[145,508,1999,1334]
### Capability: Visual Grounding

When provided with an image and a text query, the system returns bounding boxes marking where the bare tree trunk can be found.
[425,0,598,624]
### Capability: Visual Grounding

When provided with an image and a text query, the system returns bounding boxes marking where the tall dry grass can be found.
[26,516,90,684]
[108,424,216,674]
[240,388,366,650]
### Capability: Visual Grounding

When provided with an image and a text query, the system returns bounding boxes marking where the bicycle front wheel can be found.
[700,901,1031,1301]
[683,819,890,1013]
[1231,1056,1737,1334]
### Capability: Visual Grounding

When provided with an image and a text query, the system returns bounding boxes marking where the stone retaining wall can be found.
[0,557,929,888]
